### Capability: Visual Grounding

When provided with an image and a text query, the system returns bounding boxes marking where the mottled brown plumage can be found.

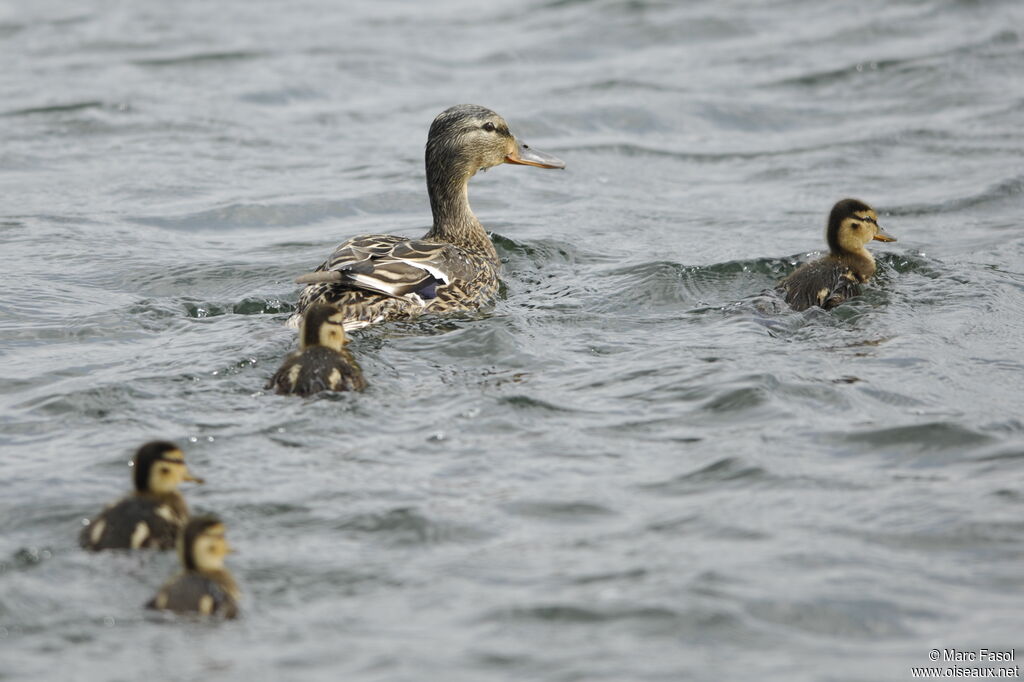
[266,304,367,396]
[292,104,565,330]
[80,441,203,551]
[778,199,896,311]
[147,515,240,619]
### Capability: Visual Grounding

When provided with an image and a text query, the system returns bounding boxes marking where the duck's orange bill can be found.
[873,228,897,243]
[505,141,565,169]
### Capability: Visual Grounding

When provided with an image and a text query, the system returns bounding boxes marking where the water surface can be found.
[2,0,1023,680]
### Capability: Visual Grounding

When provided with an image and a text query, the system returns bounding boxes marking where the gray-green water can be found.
[2,1,1023,680]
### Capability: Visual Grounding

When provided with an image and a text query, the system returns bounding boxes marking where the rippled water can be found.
[2,0,1023,679]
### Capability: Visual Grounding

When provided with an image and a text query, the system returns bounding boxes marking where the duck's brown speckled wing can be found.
[266,346,367,396]
[778,259,861,312]
[294,234,497,328]
[79,495,184,551]
[147,572,238,619]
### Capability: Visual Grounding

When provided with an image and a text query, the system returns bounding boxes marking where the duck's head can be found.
[178,515,233,572]
[827,198,896,256]
[300,303,348,352]
[133,441,204,494]
[425,104,565,182]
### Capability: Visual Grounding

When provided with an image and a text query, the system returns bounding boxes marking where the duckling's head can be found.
[827,198,896,256]
[178,515,233,572]
[300,303,349,352]
[426,104,565,183]
[133,441,204,494]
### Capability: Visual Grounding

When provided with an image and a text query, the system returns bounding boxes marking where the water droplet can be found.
[103,616,115,627]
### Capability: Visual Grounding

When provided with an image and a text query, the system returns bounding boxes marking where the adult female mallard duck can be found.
[266,303,367,395]
[291,104,565,330]
[147,515,240,619]
[778,199,896,311]
[80,441,204,551]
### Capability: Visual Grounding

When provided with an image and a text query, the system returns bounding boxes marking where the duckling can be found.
[146,515,239,619]
[778,198,896,311]
[266,303,367,395]
[291,104,565,330]
[80,441,203,551]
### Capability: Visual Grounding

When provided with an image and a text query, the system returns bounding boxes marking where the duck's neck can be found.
[423,161,498,262]
[835,248,876,282]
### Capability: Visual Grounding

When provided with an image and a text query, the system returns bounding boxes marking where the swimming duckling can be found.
[266,303,367,396]
[146,515,240,619]
[80,441,203,551]
[291,104,565,330]
[778,199,896,311]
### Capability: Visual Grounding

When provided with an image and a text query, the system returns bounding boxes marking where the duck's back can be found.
[266,346,366,396]
[294,233,499,328]
[147,572,238,618]
[80,495,184,551]
[778,257,861,312]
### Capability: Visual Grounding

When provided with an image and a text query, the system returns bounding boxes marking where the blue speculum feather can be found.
[417,281,438,300]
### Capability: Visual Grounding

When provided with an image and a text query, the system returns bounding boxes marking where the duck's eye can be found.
[482,122,496,132]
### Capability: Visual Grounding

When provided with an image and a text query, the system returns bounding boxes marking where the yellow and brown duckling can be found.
[266,303,367,396]
[778,198,896,311]
[146,515,240,619]
[80,441,203,551]
[291,104,565,330]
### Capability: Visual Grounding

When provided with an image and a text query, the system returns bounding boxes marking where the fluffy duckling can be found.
[147,515,240,619]
[778,198,896,311]
[291,104,565,330]
[80,441,203,551]
[266,303,367,396]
